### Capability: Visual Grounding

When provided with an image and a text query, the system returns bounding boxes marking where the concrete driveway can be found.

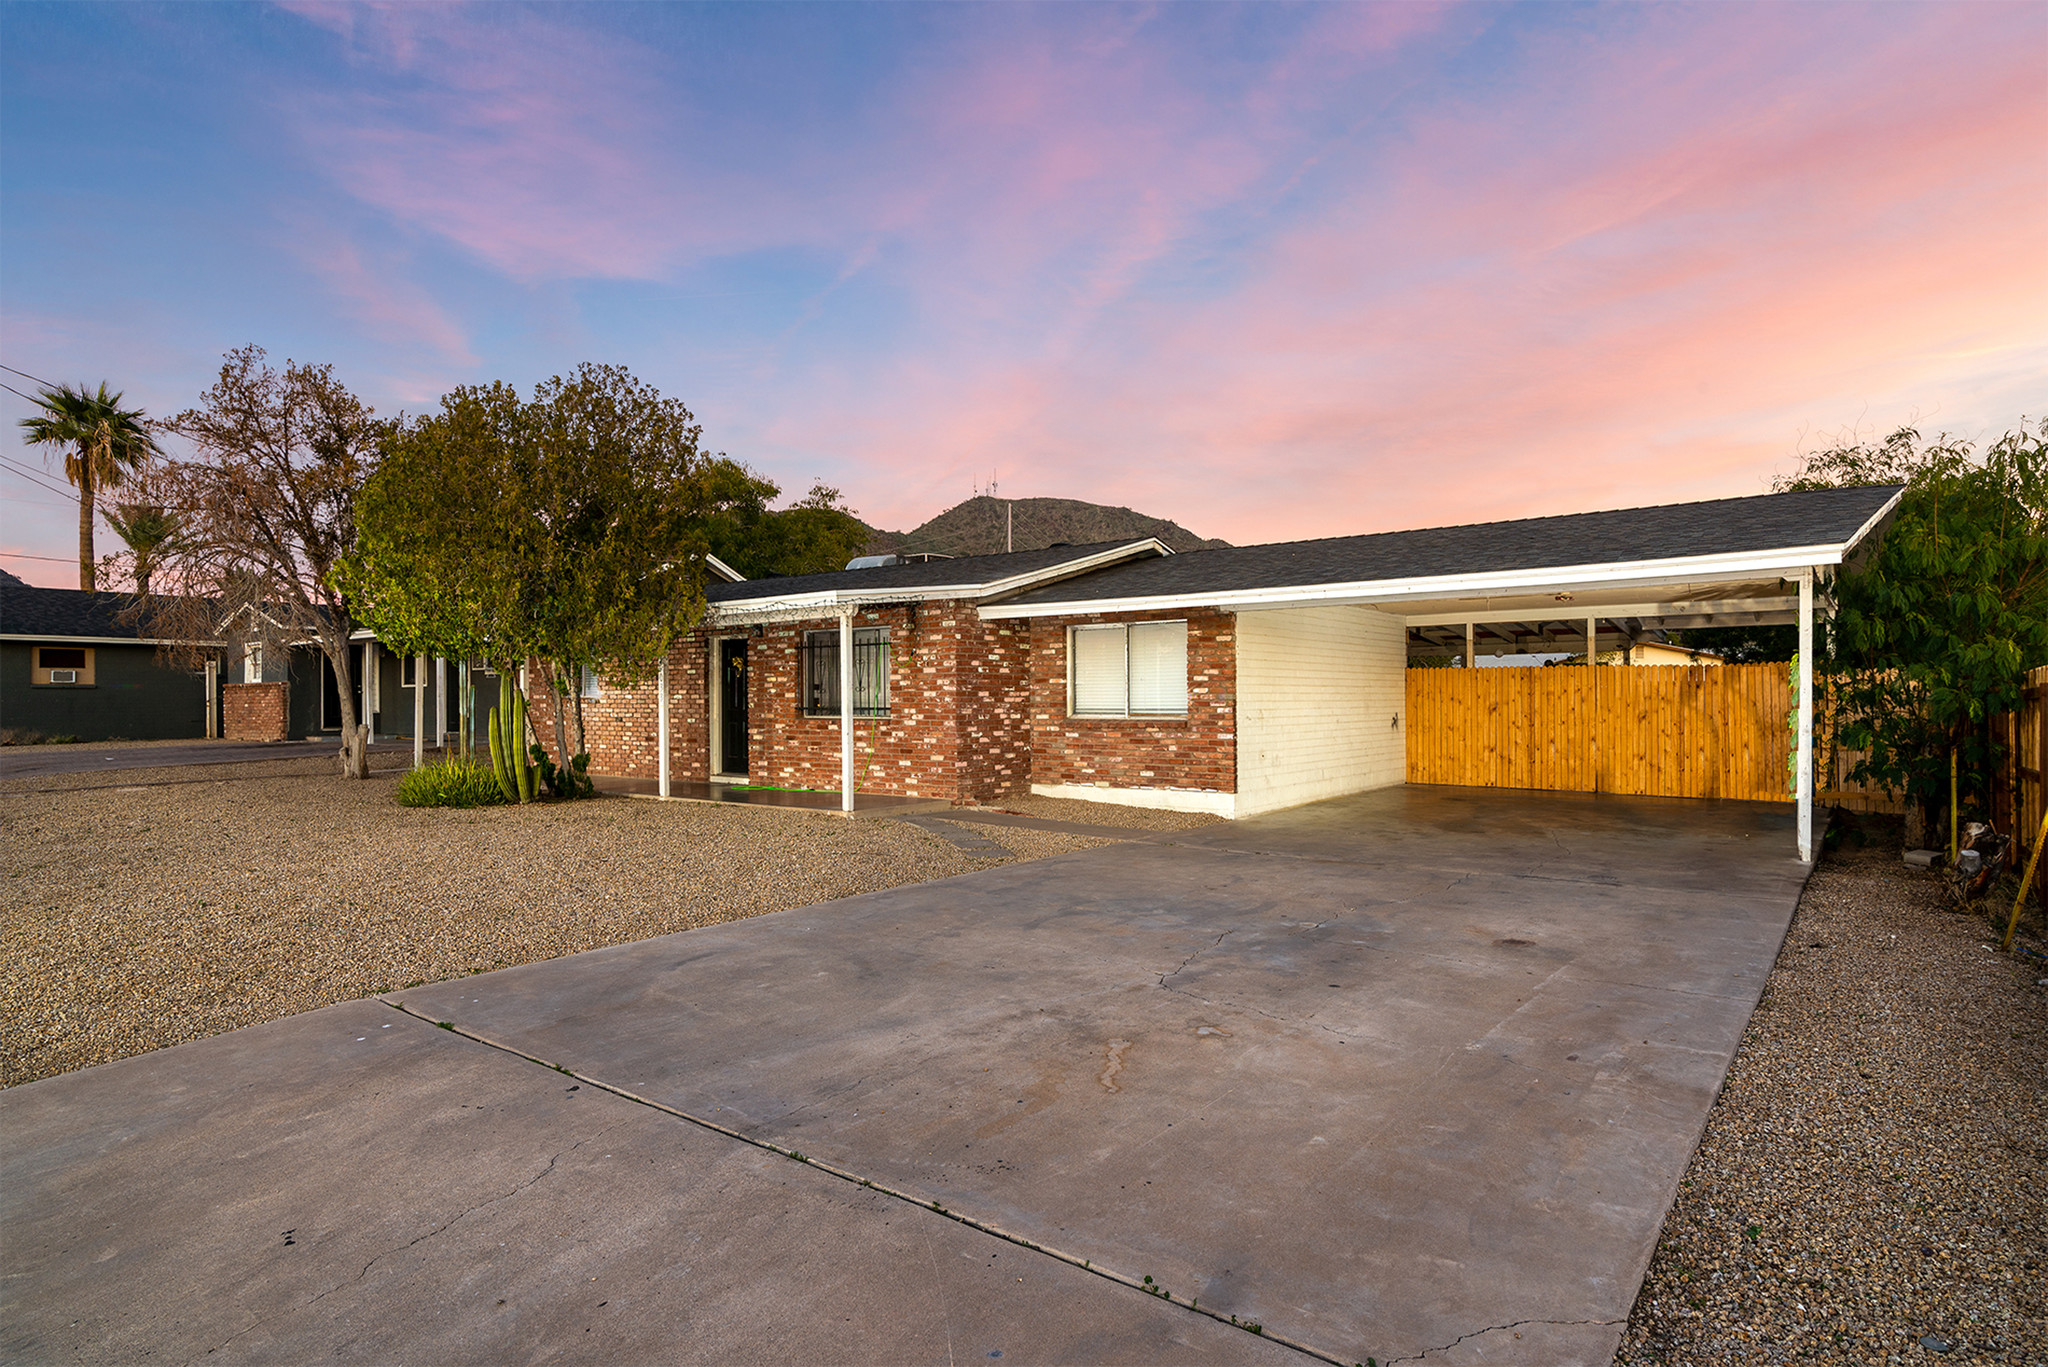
[1,786,1809,1365]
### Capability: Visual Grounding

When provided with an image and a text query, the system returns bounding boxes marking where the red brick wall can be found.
[1028,609,1236,795]
[520,639,711,780]
[558,602,1035,804]
[750,605,1033,803]
[222,681,289,742]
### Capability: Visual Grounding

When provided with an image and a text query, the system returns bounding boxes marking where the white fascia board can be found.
[705,554,746,583]
[709,539,1173,626]
[1841,487,1906,558]
[2,633,219,647]
[980,542,1857,621]
[973,539,1172,598]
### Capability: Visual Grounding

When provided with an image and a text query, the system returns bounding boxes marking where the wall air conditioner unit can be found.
[49,669,78,683]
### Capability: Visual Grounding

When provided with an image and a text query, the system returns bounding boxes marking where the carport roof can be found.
[983,484,1903,617]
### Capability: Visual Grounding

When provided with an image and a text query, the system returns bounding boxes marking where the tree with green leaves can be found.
[344,364,745,782]
[1782,420,2048,836]
[17,381,162,591]
[699,474,871,579]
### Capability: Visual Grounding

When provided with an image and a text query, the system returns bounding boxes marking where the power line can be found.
[0,362,60,390]
[0,550,78,563]
[0,454,77,500]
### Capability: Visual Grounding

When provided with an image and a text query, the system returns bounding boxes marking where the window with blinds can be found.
[1069,620,1188,717]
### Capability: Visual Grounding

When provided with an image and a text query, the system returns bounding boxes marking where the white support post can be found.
[413,653,425,770]
[1465,621,1475,668]
[362,639,379,742]
[658,652,671,799]
[840,610,855,813]
[204,658,218,738]
[459,660,472,758]
[1798,570,1815,863]
[435,656,447,750]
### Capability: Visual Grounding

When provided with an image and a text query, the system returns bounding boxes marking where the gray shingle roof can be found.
[707,539,1159,604]
[996,485,1903,608]
[0,585,155,639]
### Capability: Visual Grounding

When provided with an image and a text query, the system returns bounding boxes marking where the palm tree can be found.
[105,502,185,596]
[18,382,162,591]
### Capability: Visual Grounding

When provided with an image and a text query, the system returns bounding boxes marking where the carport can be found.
[985,484,1904,859]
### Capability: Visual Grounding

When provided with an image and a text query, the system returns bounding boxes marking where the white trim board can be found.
[1030,782,1237,818]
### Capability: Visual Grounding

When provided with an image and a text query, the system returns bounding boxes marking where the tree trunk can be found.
[326,633,369,778]
[77,464,95,592]
[550,667,571,776]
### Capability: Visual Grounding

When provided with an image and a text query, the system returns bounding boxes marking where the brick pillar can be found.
[223,681,290,741]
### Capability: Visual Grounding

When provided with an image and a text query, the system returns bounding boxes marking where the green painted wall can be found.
[0,641,211,741]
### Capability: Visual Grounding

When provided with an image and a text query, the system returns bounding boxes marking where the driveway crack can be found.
[1386,1316,1624,1362]
[1158,929,1236,987]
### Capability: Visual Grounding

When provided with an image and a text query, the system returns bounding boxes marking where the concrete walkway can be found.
[1,786,1809,1365]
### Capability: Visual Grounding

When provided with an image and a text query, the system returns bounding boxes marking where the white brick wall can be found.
[1234,605,1407,817]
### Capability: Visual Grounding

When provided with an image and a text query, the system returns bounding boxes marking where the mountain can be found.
[864,496,1228,558]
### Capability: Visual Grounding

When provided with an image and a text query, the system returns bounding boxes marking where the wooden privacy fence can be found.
[1407,662,2048,834]
[1406,663,1794,802]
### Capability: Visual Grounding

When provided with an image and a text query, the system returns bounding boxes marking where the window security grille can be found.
[49,669,78,684]
[802,629,889,717]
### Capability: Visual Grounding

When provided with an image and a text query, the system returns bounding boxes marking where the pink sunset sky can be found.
[2,1,2043,585]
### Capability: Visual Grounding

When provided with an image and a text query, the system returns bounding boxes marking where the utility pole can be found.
[1007,500,1013,553]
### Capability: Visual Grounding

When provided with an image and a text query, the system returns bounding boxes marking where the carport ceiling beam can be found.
[1404,595,1798,627]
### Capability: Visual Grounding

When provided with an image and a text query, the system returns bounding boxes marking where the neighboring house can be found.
[1625,638,1723,666]
[561,483,1902,860]
[0,585,216,740]
[0,583,506,745]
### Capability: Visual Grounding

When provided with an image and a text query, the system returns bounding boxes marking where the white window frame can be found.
[1068,620,1189,718]
[400,653,420,688]
[243,643,264,684]
[580,664,601,699]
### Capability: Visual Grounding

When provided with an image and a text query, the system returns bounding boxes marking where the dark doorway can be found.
[719,639,749,775]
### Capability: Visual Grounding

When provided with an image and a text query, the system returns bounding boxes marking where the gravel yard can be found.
[1620,835,2048,1365]
[0,765,1114,1089]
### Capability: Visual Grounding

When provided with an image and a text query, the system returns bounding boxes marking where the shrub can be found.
[397,757,510,808]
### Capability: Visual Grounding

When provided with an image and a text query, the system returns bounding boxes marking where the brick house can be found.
[564,483,1903,857]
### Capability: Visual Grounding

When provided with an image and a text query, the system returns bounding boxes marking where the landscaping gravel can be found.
[1618,839,2048,1365]
[0,767,1112,1089]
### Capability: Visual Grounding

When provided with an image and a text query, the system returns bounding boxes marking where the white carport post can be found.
[413,653,425,770]
[657,651,671,799]
[839,609,855,813]
[1797,569,1815,863]
[362,639,378,741]
[1465,622,1475,667]
[434,656,447,751]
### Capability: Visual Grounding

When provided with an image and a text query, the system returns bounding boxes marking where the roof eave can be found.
[707,538,1172,625]
[977,542,1860,620]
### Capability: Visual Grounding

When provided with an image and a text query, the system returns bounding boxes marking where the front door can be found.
[719,640,749,775]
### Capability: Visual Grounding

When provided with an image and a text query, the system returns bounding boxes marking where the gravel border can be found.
[1617,835,2047,1365]
[2,770,1116,1089]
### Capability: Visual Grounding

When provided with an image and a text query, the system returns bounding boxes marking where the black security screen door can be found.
[719,639,748,775]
